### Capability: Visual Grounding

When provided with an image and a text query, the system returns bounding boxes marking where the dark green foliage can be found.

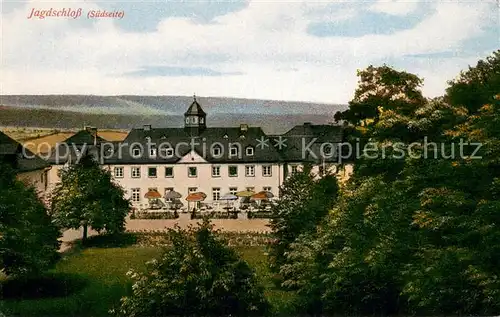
[2,272,88,299]
[446,49,500,114]
[50,154,130,240]
[111,219,271,317]
[334,65,426,130]
[284,52,500,316]
[0,163,61,277]
[268,166,339,277]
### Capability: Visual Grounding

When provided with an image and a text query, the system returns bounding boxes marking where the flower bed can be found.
[248,211,274,219]
[130,231,273,247]
[130,211,179,220]
[192,212,238,219]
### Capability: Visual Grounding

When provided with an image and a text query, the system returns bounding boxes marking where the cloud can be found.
[1,0,497,105]
[124,66,244,77]
[369,0,421,16]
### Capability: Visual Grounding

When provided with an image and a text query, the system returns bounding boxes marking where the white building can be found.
[47,97,353,210]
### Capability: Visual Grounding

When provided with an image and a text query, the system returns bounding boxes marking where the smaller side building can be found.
[0,130,51,201]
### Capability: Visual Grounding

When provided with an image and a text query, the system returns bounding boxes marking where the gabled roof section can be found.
[274,123,345,163]
[63,130,106,145]
[177,150,208,164]
[184,95,206,116]
[0,130,49,172]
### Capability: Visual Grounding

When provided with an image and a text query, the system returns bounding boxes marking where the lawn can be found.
[1,235,296,317]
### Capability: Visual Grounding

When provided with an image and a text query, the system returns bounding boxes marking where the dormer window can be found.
[246,146,254,156]
[229,144,240,157]
[132,146,141,157]
[322,144,334,157]
[160,146,174,158]
[149,144,157,157]
[212,144,223,158]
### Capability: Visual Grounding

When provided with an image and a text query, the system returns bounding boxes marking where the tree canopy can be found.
[50,154,130,241]
[283,51,500,315]
[0,163,61,277]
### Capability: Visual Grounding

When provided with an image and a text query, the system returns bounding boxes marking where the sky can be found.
[1,0,499,104]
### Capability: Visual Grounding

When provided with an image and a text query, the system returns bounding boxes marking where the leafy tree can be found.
[446,49,500,114]
[284,55,500,315]
[111,219,270,317]
[268,166,339,277]
[334,65,426,133]
[50,154,130,241]
[0,163,61,277]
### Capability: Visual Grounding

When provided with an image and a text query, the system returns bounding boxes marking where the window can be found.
[323,144,333,156]
[131,188,140,202]
[246,146,254,156]
[149,144,157,157]
[229,187,238,195]
[212,187,221,201]
[188,187,198,194]
[114,167,124,178]
[160,145,174,158]
[262,165,272,177]
[212,145,222,157]
[132,147,141,157]
[291,165,299,174]
[165,166,174,178]
[148,167,157,178]
[131,167,141,178]
[188,167,197,178]
[229,145,239,157]
[263,186,272,193]
[212,165,221,177]
[245,165,255,177]
[164,187,174,202]
[228,165,238,177]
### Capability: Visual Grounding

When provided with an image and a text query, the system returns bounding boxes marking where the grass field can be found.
[0,235,296,317]
[0,127,69,142]
[1,127,129,154]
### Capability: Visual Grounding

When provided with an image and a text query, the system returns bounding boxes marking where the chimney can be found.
[240,124,248,132]
[85,126,98,145]
[144,125,152,131]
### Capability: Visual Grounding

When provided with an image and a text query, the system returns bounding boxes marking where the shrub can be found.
[112,219,271,316]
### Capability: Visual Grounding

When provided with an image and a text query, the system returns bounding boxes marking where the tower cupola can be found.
[184,94,207,135]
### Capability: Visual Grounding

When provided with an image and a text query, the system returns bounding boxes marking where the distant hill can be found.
[0,95,347,134]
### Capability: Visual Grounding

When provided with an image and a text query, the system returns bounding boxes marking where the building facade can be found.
[47,97,353,209]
